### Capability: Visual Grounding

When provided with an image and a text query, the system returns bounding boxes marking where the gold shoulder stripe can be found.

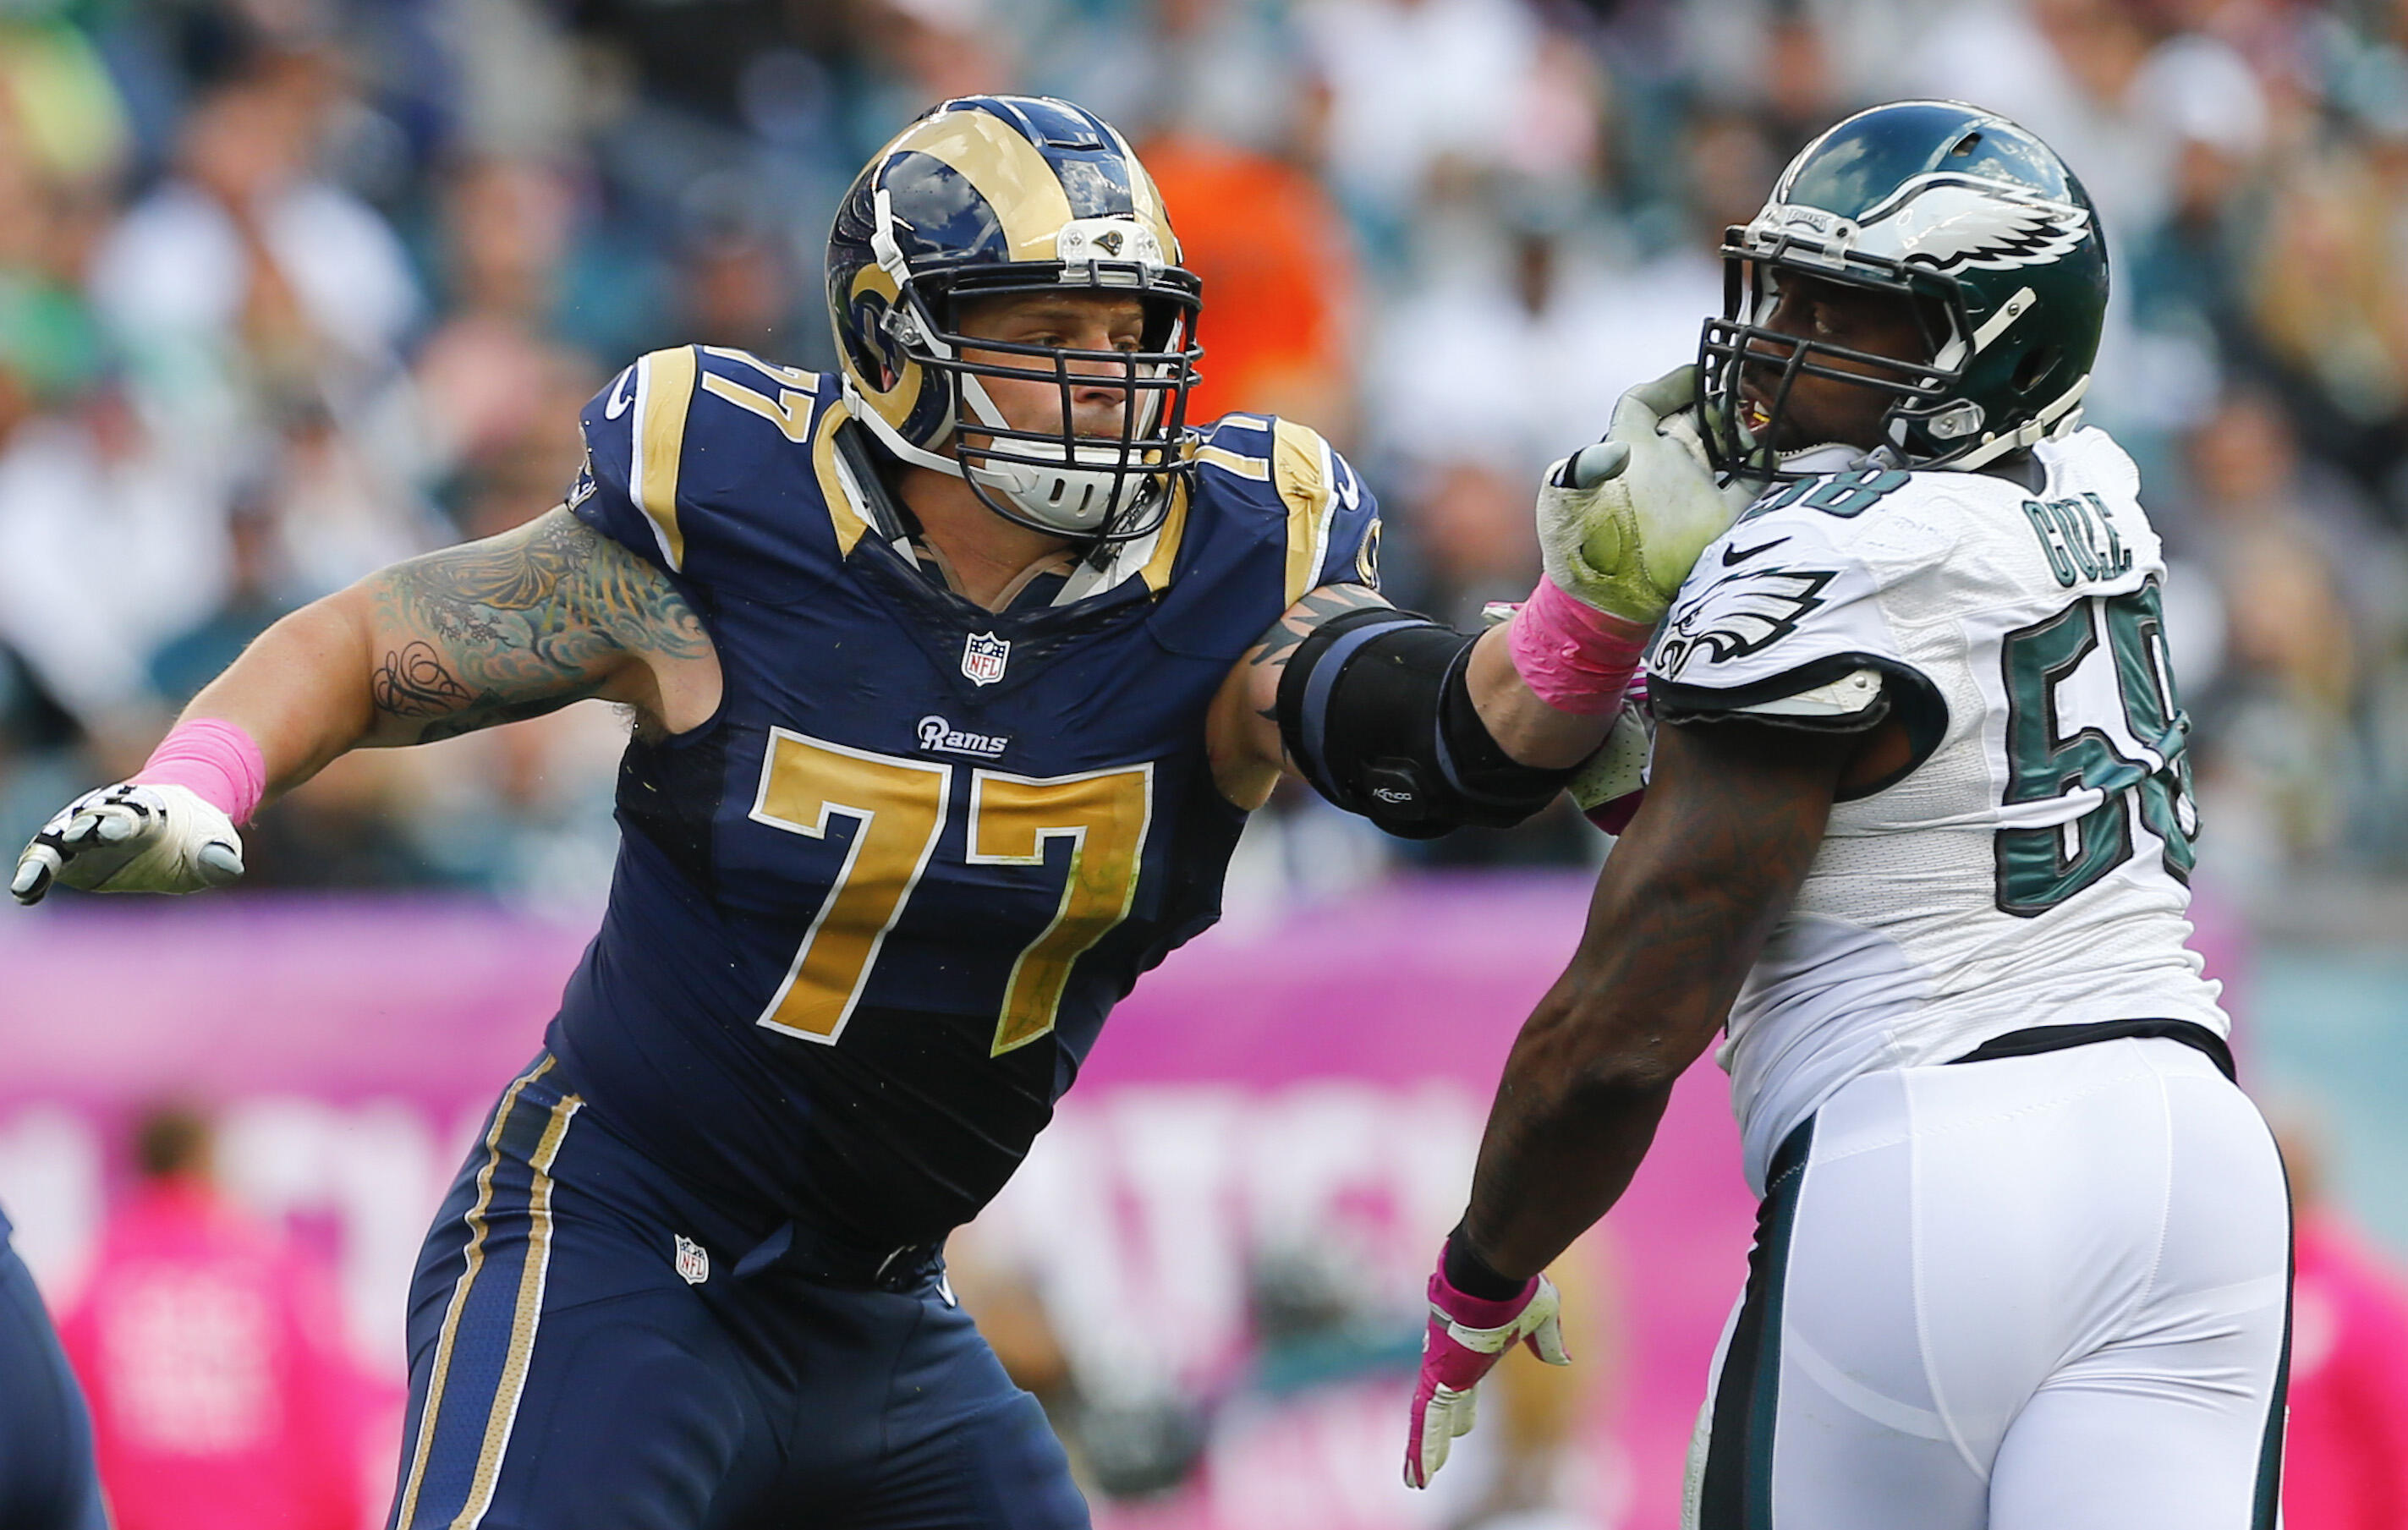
[811,398,872,556]
[1273,420,1341,606]
[1191,444,1270,481]
[1138,478,1191,593]
[630,347,699,571]
[908,112,1076,263]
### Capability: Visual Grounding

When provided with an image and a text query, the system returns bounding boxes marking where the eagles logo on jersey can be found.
[1654,568,1838,678]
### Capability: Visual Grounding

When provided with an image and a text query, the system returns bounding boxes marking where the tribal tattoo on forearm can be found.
[365,508,710,744]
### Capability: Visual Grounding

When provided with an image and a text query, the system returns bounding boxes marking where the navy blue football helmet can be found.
[826,96,1204,542]
[1698,100,2110,478]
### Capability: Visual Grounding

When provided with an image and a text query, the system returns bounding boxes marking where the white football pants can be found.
[1683,1037,2290,1530]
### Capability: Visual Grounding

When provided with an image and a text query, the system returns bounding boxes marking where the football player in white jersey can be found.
[1402,101,2290,1528]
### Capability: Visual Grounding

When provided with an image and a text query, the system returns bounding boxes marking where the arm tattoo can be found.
[1243,583,1394,724]
[364,508,710,745]
[1247,583,1392,670]
[371,641,475,716]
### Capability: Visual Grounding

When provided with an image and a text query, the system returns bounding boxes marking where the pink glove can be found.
[1405,1240,1570,1489]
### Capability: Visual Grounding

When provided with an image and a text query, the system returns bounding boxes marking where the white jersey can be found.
[1645,427,2224,1192]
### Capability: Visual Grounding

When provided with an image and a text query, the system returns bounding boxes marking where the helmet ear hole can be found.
[841,301,894,385]
[2013,344,2061,394]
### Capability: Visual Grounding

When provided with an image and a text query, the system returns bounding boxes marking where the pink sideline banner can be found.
[0,880,1763,1527]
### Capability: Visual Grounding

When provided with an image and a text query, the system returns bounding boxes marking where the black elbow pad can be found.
[1275,607,1575,837]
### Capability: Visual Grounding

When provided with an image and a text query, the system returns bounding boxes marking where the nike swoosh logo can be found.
[1721,536,1791,566]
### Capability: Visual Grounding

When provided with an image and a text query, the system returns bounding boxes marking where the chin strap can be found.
[1934,373,2092,471]
[836,365,1042,489]
[1775,440,1870,475]
[843,373,962,479]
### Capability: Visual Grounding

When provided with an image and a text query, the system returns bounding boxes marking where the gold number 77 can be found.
[747,729,1154,1056]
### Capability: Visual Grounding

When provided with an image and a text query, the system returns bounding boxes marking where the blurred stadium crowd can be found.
[3,0,2407,908]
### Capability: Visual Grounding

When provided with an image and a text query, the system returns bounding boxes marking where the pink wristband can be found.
[1506,577,1652,716]
[1430,1241,1542,1325]
[140,719,267,825]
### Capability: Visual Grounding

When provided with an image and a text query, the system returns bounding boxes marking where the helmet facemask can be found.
[1698,144,2103,483]
[847,190,1204,545]
[1698,230,1977,483]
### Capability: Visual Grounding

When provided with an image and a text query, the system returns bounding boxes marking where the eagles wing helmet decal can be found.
[1852,173,2093,273]
[1654,568,1839,678]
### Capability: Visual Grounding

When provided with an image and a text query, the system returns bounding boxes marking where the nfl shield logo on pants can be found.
[674,1235,710,1285]
[962,632,1011,687]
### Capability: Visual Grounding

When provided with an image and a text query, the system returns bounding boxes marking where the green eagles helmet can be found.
[1698,100,2110,478]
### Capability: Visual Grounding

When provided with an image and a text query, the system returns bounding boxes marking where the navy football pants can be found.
[389,1057,1088,1530]
[0,1232,107,1529]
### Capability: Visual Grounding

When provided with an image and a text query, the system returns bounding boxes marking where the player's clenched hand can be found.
[10,783,245,905]
[1538,365,1763,626]
[1405,1242,1569,1489]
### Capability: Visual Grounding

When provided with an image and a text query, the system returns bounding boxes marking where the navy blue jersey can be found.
[0,1206,106,1530]
[550,347,1379,1251]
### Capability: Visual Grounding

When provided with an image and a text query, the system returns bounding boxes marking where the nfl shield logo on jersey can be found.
[673,1235,710,1285]
[962,632,1011,686]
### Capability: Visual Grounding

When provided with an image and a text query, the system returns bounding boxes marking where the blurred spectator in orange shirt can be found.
[59,1105,378,1530]
[2279,1115,2408,1530]
[1139,132,1358,442]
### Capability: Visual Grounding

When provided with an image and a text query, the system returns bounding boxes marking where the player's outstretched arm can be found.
[1208,584,1613,825]
[1403,716,1849,1487]
[316,504,716,756]
[12,507,716,903]
[1223,370,1759,838]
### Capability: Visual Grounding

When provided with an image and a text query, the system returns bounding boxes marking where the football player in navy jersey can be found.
[0,1209,106,1529]
[14,95,1747,1527]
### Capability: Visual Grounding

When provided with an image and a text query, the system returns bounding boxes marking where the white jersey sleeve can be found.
[1644,432,2226,1194]
[1648,463,1950,757]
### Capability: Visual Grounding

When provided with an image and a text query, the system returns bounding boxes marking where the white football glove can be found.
[1568,688,1654,832]
[11,782,246,905]
[1538,365,1766,626]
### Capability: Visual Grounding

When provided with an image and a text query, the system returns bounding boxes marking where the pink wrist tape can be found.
[141,719,267,825]
[1429,1266,1540,1328]
[1506,578,1652,715]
